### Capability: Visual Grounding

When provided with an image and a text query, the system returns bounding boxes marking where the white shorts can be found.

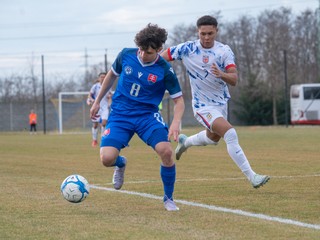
[99,106,110,121]
[194,104,228,131]
[92,107,110,123]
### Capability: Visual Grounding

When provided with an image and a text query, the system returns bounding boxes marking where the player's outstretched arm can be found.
[90,102,100,121]
[160,49,171,62]
[168,96,185,142]
[90,70,117,119]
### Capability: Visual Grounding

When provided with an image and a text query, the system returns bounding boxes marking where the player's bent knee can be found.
[100,153,115,167]
[162,147,173,159]
[99,145,121,167]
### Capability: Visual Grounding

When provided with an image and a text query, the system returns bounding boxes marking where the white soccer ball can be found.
[60,174,90,203]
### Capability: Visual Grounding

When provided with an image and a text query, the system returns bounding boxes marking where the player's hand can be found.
[211,63,224,78]
[90,102,100,120]
[86,98,93,106]
[168,120,180,142]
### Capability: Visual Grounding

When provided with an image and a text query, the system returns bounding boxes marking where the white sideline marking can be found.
[101,173,320,186]
[90,185,320,231]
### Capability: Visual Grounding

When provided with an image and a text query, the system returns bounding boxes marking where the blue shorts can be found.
[101,111,169,150]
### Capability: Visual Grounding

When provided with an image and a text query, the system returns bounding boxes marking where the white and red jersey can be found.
[89,82,111,121]
[89,82,110,111]
[167,39,236,108]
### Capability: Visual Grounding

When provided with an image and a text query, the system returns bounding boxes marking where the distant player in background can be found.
[90,23,185,211]
[161,15,270,189]
[29,109,37,134]
[87,72,112,147]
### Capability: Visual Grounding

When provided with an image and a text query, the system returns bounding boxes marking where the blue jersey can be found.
[111,48,182,115]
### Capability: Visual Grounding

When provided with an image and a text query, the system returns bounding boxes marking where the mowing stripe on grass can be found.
[90,185,320,231]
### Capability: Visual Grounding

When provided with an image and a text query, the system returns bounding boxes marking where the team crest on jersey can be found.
[202,55,209,64]
[206,113,212,120]
[103,128,110,136]
[148,74,158,83]
[124,66,133,75]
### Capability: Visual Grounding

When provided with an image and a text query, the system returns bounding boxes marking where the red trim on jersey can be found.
[226,64,236,70]
[167,48,173,61]
[196,112,211,129]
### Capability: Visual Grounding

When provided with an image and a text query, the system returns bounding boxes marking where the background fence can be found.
[0,95,240,133]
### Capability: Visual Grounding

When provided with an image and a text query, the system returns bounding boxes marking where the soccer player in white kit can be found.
[87,72,112,147]
[161,15,270,189]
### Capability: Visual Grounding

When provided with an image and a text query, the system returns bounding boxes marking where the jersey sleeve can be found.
[111,48,125,76]
[163,64,182,99]
[223,45,236,70]
[89,84,96,99]
[168,41,194,61]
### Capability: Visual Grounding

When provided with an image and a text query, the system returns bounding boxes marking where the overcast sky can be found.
[0,0,318,80]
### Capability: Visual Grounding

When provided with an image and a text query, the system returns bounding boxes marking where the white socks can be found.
[184,130,218,148]
[223,128,255,181]
[92,127,98,141]
[101,126,105,135]
[183,128,255,182]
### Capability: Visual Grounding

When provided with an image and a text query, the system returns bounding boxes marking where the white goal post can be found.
[58,91,89,134]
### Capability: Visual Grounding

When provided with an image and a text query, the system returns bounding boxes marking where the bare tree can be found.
[256,7,292,125]
[27,54,39,103]
[291,10,318,84]
[0,75,15,102]
[221,16,262,86]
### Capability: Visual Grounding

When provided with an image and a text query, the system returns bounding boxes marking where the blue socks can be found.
[113,156,126,168]
[160,164,176,202]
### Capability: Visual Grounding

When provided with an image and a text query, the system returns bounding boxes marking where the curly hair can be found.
[134,23,168,51]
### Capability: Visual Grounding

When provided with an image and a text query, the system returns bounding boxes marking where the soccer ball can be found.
[60,174,90,203]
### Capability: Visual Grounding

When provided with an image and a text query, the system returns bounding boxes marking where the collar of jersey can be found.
[136,53,159,67]
[196,39,217,51]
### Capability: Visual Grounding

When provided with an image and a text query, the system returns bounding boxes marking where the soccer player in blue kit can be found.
[90,23,185,211]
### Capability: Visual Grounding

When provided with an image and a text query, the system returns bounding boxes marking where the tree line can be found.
[0,7,319,125]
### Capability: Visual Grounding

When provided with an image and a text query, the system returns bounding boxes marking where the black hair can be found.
[98,72,106,76]
[196,15,218,28]
[134,23,168,51]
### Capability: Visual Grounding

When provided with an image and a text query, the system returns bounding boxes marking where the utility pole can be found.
[84,48,89,81]
[41,55,46,134]
[283,50,288,128]
[318,0,320,75]
[104,48,108,72]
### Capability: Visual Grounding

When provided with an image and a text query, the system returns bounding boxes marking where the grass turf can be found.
[0,126,319,239]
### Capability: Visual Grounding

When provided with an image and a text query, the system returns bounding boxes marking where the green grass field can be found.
[1,126,320,240]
